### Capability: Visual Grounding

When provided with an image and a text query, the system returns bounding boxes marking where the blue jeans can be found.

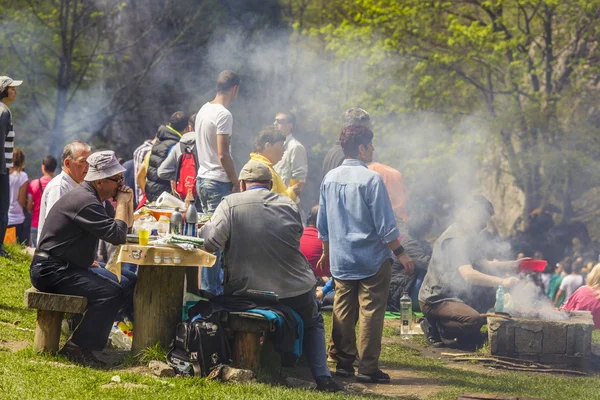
[280,290,331,380]
[30,227,38,248]
[197,178,232,295]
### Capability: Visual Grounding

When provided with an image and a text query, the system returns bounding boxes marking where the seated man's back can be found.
[203,188,315,298]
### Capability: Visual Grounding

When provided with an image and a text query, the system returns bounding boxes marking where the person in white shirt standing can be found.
[273,111,308,200]
[555,260,585,306]
[38,141,91,236]
[195,70,240,296]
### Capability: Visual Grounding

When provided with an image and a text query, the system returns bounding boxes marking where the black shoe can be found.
[315,376,344,392]
[59,341,107,369]
[0,248,11,259]
[356,369,390,383]
[420,319,444,347]
[335,364,355,377]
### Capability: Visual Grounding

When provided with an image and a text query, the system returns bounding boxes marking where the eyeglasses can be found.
[274,118,288,124]
[106,176,124,183]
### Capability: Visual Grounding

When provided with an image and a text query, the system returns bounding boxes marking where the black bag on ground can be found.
[166,312,231,377]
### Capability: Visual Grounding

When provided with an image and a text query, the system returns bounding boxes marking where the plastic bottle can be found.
[495,285,505,313]
[184,203,198,237]
[400,292,412,339]
[169,207,184,235]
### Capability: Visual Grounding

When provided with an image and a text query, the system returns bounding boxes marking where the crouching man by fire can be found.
[418,195,520,348]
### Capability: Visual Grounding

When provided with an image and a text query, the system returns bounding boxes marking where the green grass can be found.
[2,244,600,399]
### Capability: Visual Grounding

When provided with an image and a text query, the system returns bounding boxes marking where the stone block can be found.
[541,323,567,354]
[514,353,540,363]
[488,318,515,355]
[149,361,175,377]
[514,325,543,354]
[539,354,589,369]
[567,324,593,356]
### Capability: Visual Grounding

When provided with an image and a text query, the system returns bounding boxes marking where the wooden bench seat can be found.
[227,312,276,371]
[24,287,88,353]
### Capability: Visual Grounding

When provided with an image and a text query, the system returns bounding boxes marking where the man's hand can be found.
[290,183,301,196]
[502,276,520,289]
[514,257,531,269]
[91,261,101,268]
[316,253,329,273]
[398,252,414,276]
[115,185,133,204]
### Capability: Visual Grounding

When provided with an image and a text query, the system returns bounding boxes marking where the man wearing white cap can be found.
[30,150,133,367]
[0,76,23,258]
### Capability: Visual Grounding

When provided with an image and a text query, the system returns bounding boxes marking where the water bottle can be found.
[184,203,198,237]
[400,292,412,339]
[495,285,505,313]
[169,207,184,235]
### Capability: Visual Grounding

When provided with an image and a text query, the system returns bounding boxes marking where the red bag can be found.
[175,142,198,199]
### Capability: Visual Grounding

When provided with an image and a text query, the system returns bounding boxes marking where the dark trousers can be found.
[0,172,9,250]
[280,290,331,380]
[92,266,137,320]
[30,256,123,350]
[420,300,483,342]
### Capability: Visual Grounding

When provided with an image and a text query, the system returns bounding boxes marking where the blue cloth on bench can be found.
[244,308,304,360]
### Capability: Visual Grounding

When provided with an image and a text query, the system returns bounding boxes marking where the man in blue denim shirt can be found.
[317,124,414,384]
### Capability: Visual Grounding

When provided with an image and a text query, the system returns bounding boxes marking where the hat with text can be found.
[0,76,23,93]
[239,160,272,182]
[84,150,126,182]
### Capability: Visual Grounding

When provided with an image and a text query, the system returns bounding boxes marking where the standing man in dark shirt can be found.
[321,108,371,178]
[418,195,521,348]
[30,151,133,367]
[0,76,23,258]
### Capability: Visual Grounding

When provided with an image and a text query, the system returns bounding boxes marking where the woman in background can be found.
[7,148,29,244]
[562,264,600,329]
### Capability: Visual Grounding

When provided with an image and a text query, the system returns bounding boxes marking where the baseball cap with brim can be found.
[84,150,126,181]
[0,76,23,93]
[239,160,272,182]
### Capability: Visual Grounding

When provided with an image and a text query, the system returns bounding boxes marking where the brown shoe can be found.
[59,341,107,369]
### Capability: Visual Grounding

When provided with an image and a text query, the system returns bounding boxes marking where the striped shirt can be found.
[0,103,14,171]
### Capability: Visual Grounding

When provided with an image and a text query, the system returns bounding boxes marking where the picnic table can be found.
[107,243,216,353]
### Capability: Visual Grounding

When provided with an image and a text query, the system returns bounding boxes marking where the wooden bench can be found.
[24,288,88,353]
[228,312,276,371]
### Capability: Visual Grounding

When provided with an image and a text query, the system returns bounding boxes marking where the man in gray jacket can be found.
[199,160,342,392]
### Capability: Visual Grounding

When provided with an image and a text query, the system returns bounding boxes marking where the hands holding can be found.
[115,185,133,205]
[398,252,414,276]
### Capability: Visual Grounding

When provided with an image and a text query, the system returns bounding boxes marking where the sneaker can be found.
[315,376,344,392]
[59,340,107,369]
[355,370,390,384]
[0,248,10,259]
[335,365,355,377]
[420,319,444,348]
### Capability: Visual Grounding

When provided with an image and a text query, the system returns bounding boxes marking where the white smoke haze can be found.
[507,278,569,321]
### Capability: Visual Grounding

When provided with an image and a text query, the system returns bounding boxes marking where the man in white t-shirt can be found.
[555,261,585,306]
[38,141,91,236]
[195,70,240,295]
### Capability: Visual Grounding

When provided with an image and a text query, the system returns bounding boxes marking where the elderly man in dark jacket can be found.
[145,111,188,202]
[30,151,134,367]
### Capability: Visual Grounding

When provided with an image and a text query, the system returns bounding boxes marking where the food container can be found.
[149,208,174,221]
[519,259,548,273]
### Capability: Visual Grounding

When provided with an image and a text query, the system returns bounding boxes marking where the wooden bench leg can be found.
[233,331,262,371]
[34,310,63,353]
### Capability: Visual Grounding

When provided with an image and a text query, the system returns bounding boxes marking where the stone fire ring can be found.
[487,310,594,370]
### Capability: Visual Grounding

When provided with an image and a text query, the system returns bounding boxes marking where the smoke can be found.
[506,278,569,321]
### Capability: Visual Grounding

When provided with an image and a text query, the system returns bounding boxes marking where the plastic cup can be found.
[138,229,150,246]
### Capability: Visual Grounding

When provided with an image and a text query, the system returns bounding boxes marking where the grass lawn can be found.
[2,244,600,399]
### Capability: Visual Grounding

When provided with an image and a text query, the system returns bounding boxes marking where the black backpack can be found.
[166,312,231,377]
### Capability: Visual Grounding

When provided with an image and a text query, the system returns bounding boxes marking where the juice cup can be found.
[138,229,150,246]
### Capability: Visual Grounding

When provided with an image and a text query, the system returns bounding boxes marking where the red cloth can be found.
[562,286,600,329]
[300,226,329,277]
[27,176,52,228]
